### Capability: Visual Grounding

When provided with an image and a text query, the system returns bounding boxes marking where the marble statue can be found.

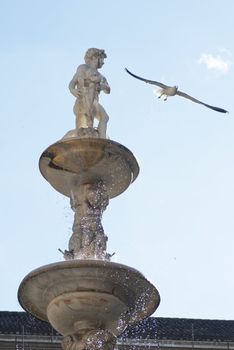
[69,48,110,139]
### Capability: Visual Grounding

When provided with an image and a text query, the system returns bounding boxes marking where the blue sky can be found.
[1,0,234,320]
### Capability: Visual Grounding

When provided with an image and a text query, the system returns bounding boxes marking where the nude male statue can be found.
[69,48,110,139]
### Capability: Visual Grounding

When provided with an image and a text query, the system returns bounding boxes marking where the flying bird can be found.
[125,68,228,114]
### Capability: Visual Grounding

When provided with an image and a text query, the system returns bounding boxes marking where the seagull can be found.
[125,68,228,114]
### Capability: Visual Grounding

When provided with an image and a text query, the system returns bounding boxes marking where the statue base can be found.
[39,138,139,199]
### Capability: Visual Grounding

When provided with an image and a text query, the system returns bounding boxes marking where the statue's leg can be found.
[95,104,109,139]
[74,99,93,130]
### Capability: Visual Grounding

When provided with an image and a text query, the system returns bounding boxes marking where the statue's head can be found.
[84,48,107,68]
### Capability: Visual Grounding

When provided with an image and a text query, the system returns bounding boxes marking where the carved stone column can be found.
[67,180,110,260]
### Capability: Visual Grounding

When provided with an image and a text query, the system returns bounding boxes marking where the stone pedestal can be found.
[39,138,139,199]
[39,138,139,259]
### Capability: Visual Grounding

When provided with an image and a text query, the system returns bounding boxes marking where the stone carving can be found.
[67,180,110,260]
[61,330,117,350]
[69,48,110,139]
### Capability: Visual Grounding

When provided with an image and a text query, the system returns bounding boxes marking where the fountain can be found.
[18,48,160,350]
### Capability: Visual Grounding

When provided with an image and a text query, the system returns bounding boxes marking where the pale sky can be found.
[1,0,234,321]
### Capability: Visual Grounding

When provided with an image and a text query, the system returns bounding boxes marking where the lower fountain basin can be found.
[18,260,160,336]
[47,291,128,336]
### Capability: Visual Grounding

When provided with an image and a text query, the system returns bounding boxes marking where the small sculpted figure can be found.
[69,48,110,138]
[68,181,110,260]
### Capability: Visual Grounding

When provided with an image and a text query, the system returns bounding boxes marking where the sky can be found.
[1,0,234,322]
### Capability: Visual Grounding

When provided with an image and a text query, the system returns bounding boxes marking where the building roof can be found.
[123,317,234,342]
[0,312,58,336]
[1,312,234,342]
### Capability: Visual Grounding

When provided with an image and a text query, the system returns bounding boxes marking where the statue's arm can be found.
[100,76,110,94]
[69,73,79,98]
[68,67,85,98]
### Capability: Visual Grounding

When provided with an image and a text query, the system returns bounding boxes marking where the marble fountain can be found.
[18,48,160,350]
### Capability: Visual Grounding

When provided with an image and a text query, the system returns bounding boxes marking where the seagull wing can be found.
[177,90,228,114]
[125,68,169,89]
